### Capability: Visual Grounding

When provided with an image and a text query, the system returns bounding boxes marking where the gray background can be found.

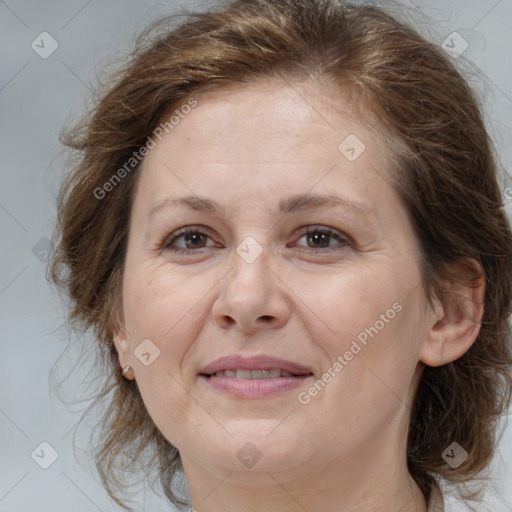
[1,0,511,511]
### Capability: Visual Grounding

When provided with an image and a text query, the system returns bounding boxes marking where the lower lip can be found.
[199,375,313,398]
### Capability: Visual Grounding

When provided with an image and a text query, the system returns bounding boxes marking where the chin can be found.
[208,422,308,471]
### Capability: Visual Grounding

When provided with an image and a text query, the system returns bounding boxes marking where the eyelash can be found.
[160,225,350,255]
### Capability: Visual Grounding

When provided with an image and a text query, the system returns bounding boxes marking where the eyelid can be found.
[159,225,215,251]
[159,224,352,254]
[295,225,352,246]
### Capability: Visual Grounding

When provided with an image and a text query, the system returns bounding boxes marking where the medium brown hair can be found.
[50,0,512,509]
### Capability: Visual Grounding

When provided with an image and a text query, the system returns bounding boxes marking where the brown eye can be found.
[162,225,349,255]
[163,227,214,253]
[295,226,349,251]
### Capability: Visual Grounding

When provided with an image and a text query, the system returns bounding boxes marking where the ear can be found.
[420,258,485,367]
[112,308,133,377]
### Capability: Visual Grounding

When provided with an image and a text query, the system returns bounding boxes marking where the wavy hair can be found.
[50,0,512,509]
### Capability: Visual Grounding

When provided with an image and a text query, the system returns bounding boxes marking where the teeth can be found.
[236,369,252,379]
[251,370,269,378]
[211,368,299,379]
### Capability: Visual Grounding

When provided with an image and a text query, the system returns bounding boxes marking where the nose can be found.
[211,242,291,334]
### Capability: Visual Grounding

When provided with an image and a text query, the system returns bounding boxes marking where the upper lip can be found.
[200,355,313,376]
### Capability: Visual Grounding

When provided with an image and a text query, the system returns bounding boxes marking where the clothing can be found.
[428,480,445,511]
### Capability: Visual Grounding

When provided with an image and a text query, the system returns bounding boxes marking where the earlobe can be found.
[113,327,136,380]
[420,259,485,367]
[112,313,132,368]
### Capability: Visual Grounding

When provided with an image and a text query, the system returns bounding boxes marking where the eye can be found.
[162,226,216,254]
[161,224,349,255]
[292,226,350,252]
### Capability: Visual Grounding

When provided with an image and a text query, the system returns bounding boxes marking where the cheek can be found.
[120,266,211,443]
[296,259,423,408]
[314,293,423,427]
[288,260,414,355]
[123,263,209,342]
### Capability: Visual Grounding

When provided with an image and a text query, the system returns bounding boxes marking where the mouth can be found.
[198,355,314,398]
[204,368,308,379]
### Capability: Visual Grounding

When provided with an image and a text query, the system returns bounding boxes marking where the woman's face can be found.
[115,79,438,488]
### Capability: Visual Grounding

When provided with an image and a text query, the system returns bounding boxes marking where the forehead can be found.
[166,78,375,154]
[133,78,395,214]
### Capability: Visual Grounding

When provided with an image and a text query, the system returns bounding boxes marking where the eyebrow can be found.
[147,192,373,219]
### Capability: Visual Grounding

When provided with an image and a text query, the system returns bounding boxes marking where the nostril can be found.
[223,316,236,327]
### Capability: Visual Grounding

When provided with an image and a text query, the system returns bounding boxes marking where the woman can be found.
[50,0,512,510]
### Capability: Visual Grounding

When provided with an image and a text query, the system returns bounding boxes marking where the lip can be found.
[199,355,313,376]
[199,355,314,398]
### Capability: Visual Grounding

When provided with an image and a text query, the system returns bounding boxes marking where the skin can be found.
[114,77,484,512]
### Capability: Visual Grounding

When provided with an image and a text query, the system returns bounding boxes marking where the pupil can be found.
[186,233,204,247]
[309,231,328,248]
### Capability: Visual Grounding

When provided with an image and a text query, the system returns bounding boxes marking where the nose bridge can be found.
[229,234,272,302]
[212,233,291,331]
